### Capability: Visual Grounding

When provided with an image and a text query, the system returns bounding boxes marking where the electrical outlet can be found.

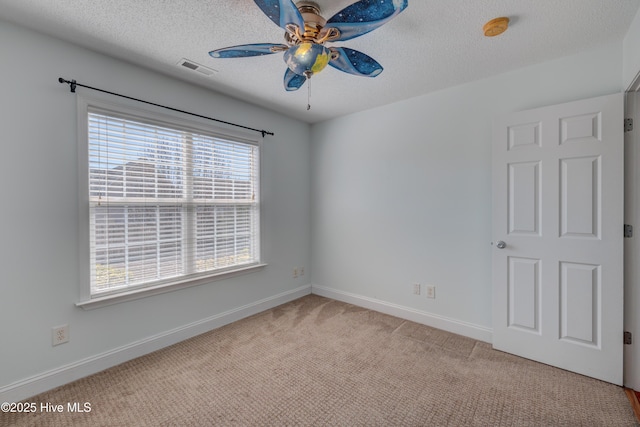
[426,286,436,299]
[52,324,69,346]
[293,268,298,278]
[413,283,421,295]
[299,267,304,276]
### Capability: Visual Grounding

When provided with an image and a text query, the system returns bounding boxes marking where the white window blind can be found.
[87,107,260,297]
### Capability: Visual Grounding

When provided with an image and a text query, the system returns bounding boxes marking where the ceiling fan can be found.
[209,0,409,96]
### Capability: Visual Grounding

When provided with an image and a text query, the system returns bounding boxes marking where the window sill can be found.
[76,263,267,310]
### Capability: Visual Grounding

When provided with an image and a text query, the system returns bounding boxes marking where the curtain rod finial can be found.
[58,77,76,93]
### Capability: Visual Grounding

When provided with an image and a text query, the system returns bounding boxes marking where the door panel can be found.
[508,121,541,150]
[508,256,540,332]
[560,112,601,144]
[559,261,599,347]
[508,162,540,235]
[492,93,623,384]
[560,156,600,238]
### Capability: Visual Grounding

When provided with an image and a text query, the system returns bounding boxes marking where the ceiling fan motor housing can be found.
[297,1,324,23]
[285,1,332,45]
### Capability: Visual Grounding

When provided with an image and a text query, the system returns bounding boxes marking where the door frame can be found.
[624,81,640,390]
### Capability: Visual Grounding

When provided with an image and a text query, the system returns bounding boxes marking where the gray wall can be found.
[2,8,638,398]
[310,42,623,335]
[0,19,311,391]
[624,7,640,90]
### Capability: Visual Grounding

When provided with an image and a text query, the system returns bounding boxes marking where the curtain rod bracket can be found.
[57,77,274,137]
[58,77,76,93]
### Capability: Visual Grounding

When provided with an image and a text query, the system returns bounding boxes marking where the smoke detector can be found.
[483,17,510,37]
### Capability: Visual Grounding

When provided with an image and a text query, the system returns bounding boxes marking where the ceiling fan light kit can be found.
[283,42,330,78]
[209,0,409,106]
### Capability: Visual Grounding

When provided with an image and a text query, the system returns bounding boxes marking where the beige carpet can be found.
[2,295,638,426]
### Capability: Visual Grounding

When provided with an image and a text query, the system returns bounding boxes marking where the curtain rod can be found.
[58,77,274,137]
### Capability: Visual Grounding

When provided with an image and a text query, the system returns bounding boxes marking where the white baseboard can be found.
[0,285,312,403]
[311,285,493,343]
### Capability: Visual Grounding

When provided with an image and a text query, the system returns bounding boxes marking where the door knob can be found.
[496,241,506,249]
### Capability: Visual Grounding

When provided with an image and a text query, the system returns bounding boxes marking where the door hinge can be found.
[624,224,633,238]
[625,118,633,133]
[625,331,633,345]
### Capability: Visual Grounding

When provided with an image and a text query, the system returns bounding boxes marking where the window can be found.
[78,96,261,305]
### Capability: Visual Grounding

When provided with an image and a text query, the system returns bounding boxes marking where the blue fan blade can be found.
[326,0,408,41]
[253,0,305,30]
[329,47,383,77]
[284,68,307,91]
[209,43,288,58]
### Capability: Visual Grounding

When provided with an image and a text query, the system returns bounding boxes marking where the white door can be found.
[492,93,624,385]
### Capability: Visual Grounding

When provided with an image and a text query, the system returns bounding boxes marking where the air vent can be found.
[177,59,217,77]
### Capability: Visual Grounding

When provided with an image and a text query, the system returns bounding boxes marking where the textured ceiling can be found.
[1,0,639,123]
